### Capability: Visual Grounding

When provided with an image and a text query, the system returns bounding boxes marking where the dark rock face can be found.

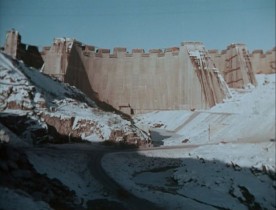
[0,143,83,210]
[0,113,48,144]
[86,199,128,210]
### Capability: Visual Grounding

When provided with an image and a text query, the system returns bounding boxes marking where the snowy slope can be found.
[0,52,149,144]
[109,73,276,209]
[134,74,275,145]
[0,53,95,109]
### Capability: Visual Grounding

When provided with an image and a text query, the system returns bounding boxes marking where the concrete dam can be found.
[3,29,275,115]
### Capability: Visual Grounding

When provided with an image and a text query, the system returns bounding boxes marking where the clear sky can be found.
[0,0,275,52]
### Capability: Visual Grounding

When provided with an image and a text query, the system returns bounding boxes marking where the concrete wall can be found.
[4,29,43,69]
[42,39,230,114]
[209,46,276,75]
[42,38,74,81]
[209,44,257,88]
[250,48,276,74]
[85,45,201,113]
[4,30,274,115]
[4,29,19,58]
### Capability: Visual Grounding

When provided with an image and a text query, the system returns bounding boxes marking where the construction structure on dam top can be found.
[3,29,43,69]
[208,44,257,88]
[3,29,275,115]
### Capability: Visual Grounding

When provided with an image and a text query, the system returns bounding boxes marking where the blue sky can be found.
[0,0,275,51]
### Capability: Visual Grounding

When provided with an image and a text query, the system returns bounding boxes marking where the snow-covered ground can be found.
[24,146,104,207]
[134,74,275,145]
[103,142,275,209]
[102,74,276,209]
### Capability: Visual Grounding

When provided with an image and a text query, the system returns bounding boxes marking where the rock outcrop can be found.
[0,53,150,146]
[0,143,83,210]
